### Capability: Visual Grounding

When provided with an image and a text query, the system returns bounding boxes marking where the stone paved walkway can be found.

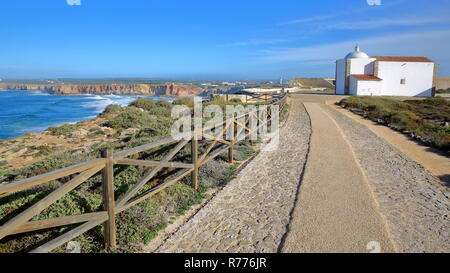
[157,98,311,253]
[281,103,396,253]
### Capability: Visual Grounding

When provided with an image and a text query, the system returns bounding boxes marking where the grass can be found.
[338,96,450,152]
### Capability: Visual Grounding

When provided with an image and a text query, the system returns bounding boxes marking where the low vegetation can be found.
[172,97,195,108]
[100,104,123,117]
[338,96,450,152]
[104,106,157,131]
[130,98,172,117]
[0,95,279,253]
[47,124,78,137]
[436,89,450,94]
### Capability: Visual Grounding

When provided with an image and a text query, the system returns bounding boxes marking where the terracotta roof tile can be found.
[372,56,433,63]
[350,74,382,81]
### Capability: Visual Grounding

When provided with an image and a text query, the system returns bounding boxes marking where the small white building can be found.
[335,46,436,97]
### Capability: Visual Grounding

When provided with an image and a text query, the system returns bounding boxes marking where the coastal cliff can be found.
[0,83,204,96]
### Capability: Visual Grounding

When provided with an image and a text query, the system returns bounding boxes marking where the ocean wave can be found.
[80,94,137,113]
[85,95,104,100]
[29,90,50,96]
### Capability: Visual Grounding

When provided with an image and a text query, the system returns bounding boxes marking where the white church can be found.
[335,46,436,97]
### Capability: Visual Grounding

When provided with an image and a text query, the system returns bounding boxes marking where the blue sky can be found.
[1,0,449,80]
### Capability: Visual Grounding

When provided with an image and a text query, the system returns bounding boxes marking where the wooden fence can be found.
[212,92,286,104]
[0,94,287,253]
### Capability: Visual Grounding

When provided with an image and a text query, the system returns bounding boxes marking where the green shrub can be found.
[339,96,412,112]
[1,153,93,183]
[114,181,204,248]
[35,191,102,221]
[229,98,242,103]
[173,97,194,108]
[405,97,450,121]
[156,100,173,110]
[129,98,172,117]
[436,89,450,94]
[207,96,227,106]
[234,144,255,161]
[87,130,106,138]
[338,96,450,151]
[129,98,156,111]
[100,104,123,117]
[105,107,154,130]
[147,100,173,117]
[148,106,171,117]
[47,124,78,136]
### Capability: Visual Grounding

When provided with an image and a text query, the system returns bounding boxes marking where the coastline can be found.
[0,82,204,97]
[0,91,180,170]
[0,90,179,140]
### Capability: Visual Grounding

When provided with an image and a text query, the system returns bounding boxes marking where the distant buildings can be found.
[243,86,296,94]
[335,46,436,97]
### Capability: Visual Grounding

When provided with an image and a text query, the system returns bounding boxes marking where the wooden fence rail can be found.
[0,93,288,253]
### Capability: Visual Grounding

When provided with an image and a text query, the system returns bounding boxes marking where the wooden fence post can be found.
[249,111,254,146]
[228,120,235,163]
[191,134,199,190]
[101,149,116,249]
[228,142,234,163]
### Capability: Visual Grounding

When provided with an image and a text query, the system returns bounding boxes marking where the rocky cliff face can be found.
[0,83,203,96]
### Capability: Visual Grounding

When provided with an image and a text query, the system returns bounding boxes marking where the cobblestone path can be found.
[157,97,311,253]
[281,102,396,253]
[322,104,450,253]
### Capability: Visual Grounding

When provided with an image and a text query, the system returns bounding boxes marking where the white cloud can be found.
[281,0,407,25]
[282,14,339,25]
[318,17,450,30]
[220,39,289,47]
[257,29,450,64]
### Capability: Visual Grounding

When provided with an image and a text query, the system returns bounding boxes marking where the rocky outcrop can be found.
[0,83,203,97]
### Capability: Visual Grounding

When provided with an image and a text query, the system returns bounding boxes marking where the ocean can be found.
[0,90,173,140]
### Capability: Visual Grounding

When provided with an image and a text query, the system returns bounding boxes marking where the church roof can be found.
[372,56,433,63]
[350,74,382,81]
[345,45,369,59]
